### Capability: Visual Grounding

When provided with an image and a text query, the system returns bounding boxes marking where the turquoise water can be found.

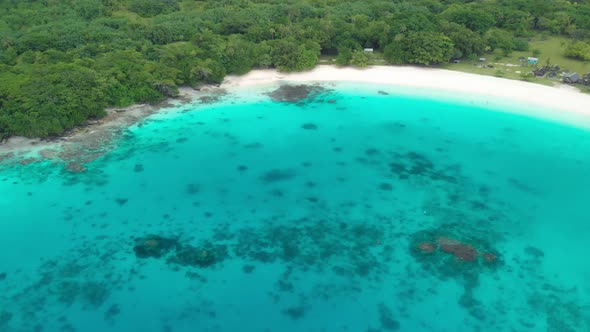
[1,83,590,331]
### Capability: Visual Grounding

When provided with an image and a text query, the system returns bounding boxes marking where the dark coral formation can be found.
[115,198,128,206]
[0,311,13,327]
[301,123,318,130]
[65,162,87,173]
[266,84,331,104]
[0,152,15,162]
[524,246,544,258]
[133,235,227,269]
[233,219,392,279]
[410,227,501,274]
[378,183,393,191]
[242,265,255,273]
[168,242,228,268]
[198,95,221,104]
[3,237,133,331]
[260,169,297,183]
[104,304,120,322]
[185,183,200,195]
[417,242,435,254]
[437,237,479,262]
[133,235,179,258]
[379,303,400,331]
[283,306,306,319]
[389,151,457,183]
[409,224,504,321]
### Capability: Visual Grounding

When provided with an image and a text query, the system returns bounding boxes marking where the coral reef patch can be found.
[133,235,227,269]
[266,84,332,104]
[133,235,179,259]
[410,225,502,278]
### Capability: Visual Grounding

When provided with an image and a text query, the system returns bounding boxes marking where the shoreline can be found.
[2,65,590,168]
[0,87,222,170]
[222,66,590,120]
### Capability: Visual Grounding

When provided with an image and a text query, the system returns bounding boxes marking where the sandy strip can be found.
[222,65,590,120]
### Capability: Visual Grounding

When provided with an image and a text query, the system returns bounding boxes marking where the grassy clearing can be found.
[526,36,590,74]
[443,36,590,88]
[319,38,588,92]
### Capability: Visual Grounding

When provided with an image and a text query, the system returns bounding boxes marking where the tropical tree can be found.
[384,32,454,65]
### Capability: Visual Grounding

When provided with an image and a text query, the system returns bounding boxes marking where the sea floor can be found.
[1,83,589,332]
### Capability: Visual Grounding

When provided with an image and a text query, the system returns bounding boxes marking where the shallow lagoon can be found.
[1,82,589,331]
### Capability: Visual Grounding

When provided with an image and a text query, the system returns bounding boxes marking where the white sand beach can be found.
[222,65,590,119]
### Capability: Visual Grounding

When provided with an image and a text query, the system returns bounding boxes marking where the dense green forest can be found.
[1,0,590,139]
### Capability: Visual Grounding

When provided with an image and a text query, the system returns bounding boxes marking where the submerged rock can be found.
[266,84,329,104]
[417,242,435,254]
[115,198,128,206]
[185,183,200,195]
[410,227,502,277]
[133,235,178,259]
[199,94,223,104]
[301,123,318,130]
[104,303,121,321]
[283,306,306,319]
[0,152,15,162]
[65,162,87,173]
[0,311,13,326]
[378,183,393,191]
[133,235,226,270]
[379,303,400,331]
[524,246,544,258]
[18,157,37,165]
[242,264,256,273]
[482,252,498,264]
[260,169,296,183]
[168,242,227,268]
[437,237,478,262]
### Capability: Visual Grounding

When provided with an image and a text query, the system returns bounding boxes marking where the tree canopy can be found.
[1,0,590,138]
